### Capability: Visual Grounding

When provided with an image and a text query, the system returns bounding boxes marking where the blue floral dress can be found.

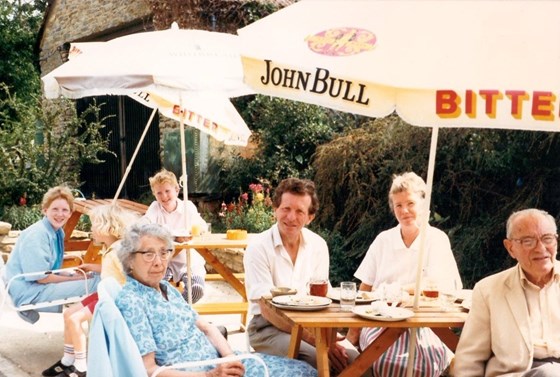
[116,277,316,377]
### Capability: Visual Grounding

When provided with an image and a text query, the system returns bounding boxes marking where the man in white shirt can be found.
[244,178,361,374]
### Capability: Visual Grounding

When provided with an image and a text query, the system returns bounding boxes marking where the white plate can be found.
[461,300,472,311]
[456,289,473,303]
[271,302,331,311]
[272,294,332,307]
[352,305,414,321]
[327,288,380,303]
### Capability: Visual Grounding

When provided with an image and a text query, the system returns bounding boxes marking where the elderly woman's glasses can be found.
[510,234,558,249]
[133,249,173,262]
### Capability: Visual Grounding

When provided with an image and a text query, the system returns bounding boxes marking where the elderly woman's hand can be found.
[206,361,245,377]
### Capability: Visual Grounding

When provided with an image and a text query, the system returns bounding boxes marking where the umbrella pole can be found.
[112,108,158,204]
[405,126,439,377]
[179,101,193,305]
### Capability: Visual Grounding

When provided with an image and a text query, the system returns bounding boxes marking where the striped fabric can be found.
[360,327,452,377]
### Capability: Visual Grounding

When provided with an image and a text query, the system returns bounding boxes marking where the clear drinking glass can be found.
[439,280,458,311]
[382,282,403,307]
[340,281,357,312]
[202,222,212,240]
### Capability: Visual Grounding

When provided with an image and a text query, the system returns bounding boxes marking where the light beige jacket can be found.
[453,262,560,377]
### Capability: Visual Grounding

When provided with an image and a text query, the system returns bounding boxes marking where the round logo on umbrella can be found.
[305,27,376,57]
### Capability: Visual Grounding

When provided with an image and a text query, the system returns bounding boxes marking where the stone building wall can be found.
[39,0,152,74]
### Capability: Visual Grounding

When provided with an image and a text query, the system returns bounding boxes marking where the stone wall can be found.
[206,248,244,274]
[0,222,15,262]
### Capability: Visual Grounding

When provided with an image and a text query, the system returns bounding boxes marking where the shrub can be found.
[0,85,113,207]
[1,205,41,230]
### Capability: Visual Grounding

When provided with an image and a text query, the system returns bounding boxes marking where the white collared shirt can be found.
[354,224,462,291]
[519,266,560,359]
[244,223,330,315]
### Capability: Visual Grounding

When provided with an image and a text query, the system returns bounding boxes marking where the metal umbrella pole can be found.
[405,126,439,377]
[179,98,193,305]
[112,108,158,203]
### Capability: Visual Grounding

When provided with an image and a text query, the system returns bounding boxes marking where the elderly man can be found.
[454,208,560,377]
[244,178,364,375]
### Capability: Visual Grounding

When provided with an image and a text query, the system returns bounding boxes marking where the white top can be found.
[354,224,462,292]
[244,223,330,315]
[142,198,207,281]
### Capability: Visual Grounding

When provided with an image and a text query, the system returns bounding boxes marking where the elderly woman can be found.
[346,172,463,377]
[3,186,100,324]
[115,223,317,377]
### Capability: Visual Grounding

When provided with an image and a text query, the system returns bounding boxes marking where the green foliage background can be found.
[0,0,43,99]
[0,88,113,210]
[313,115,560,288]
[0,1,113,222]
[217,96,358,197]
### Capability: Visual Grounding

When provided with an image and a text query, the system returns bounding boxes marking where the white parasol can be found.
[42,23,253,303]
[238,1,560,374]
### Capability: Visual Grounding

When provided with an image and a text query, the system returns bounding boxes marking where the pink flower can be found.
[249,183,263,193]
[241,192,249,201]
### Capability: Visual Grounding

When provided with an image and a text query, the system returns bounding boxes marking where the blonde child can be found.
[142,169,207,303]
[42,204,138,377]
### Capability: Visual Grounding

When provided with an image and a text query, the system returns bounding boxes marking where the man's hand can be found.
[328,341,350,374]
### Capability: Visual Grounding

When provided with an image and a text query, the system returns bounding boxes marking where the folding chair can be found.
[88,278,269,377]
[0,254,90,318]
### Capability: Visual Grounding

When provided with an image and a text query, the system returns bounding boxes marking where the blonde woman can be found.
[347,172,462,377]
[42,204,138,377]
[3,186,100,324]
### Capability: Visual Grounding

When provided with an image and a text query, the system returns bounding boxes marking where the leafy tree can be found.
[0,85,113,208]
[0,0,45,99]
[217,95,359,198]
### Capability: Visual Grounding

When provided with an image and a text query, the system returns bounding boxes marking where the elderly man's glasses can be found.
[509,234,558,249]
[133,249,173,262]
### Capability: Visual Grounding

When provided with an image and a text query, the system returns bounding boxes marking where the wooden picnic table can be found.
[62,198,251,324]
[177,233,252,326]
[263,298,467,377]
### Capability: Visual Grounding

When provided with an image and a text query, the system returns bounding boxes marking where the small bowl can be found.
[270,287,297,297]
[174,235,193,243]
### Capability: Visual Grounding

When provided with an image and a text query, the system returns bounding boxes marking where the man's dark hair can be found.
[272,178,319,215]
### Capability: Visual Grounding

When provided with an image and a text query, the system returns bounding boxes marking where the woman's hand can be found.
[345,328,361,347]
[79,263,101,273]
[206,361,245,377]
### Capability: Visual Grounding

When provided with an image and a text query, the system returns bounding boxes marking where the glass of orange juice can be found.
[191,224,202,237]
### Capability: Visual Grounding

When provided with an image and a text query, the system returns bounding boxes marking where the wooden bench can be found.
[193,301,249,330]
[205,273,245,282]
